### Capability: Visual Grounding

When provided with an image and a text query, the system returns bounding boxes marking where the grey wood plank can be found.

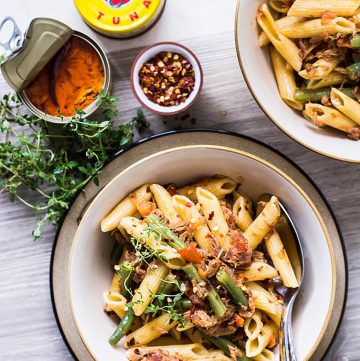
[0,30,359,360]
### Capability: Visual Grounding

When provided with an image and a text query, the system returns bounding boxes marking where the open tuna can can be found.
[0,17,111,124]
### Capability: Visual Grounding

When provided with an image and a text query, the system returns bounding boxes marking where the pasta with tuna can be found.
[101,175,299,360]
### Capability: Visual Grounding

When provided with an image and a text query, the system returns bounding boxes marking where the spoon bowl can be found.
[259,194,304,361]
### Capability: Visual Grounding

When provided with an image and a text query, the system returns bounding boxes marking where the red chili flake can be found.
[185,202,192,207]
[166,185,176,196]
[139,51,195,107]
[208,211,215,220]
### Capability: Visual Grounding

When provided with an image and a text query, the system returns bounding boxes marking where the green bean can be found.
[183,263,203,283]
[347,62,360,80]
[183,264,226,317]
[108,308,134,346]
[294,88,331,102]
[207,288,227,317]
[110,243,123,266]
[294,88,356,102]
[174,298,192,310]
[350,34,360,48]
[146,216,227,316]
[145,215,185,250]
[157,274,177,295]
[207,336,251,361]
[216,269,249,308]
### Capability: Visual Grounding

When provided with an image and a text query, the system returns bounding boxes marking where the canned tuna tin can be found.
[0,17,111,124]
[74,0,165,38]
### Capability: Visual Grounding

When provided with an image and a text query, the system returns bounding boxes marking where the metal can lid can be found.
[1,18,73,92]
[74,0,162,35]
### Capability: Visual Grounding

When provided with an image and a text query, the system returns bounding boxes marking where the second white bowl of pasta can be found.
[69,144,336,361]
[235,0,360,162]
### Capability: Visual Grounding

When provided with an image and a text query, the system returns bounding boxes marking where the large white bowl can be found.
[69,143,337,361]
[235,0,360,163]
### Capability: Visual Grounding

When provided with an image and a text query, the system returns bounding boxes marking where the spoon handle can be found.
[280,297,297,361]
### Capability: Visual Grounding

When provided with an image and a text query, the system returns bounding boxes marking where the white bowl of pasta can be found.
[235,0,360,162]
[68,141,338,361]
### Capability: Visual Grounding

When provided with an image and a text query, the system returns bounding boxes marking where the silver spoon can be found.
[258,194,304,361]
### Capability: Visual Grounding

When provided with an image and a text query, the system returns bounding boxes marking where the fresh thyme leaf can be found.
[0,92,148,240]
[133,108,149,130]
[145,278,188,328]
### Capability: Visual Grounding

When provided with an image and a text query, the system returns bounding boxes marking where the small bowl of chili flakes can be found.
[131,42,203,115]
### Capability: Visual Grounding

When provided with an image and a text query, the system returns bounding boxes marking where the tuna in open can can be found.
[0,17,111,124]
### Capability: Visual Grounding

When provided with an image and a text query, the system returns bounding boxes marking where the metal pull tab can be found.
[0,17,22,53]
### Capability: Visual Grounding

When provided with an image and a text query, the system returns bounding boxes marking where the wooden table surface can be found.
[0,7,359,361]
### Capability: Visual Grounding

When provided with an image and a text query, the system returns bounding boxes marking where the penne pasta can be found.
[169,327,182,341]
[303,103,360,139]
[246,322,278,357]
[306,72,348,89]
[120,217,186,269]
[330,87,360,125]
[275,17,355,38]
[242,261,279,282]
[246,282,283,326]
[150,184,180,224]
[253,348,276,361]
[172,195,213,251]
[205,350,232,360]
[298,58,341,80]
[131,260,169,316]
[259,16,306,47]
[233,193,254,231]
[244,196,281,250]
[184,328,206,344]
[288,0,360,17]
[257,4,302,71]
[176,319,194,331]
[126,343,231,360]
[265,230,299,288]
[103,291,127,319]
[125,313,178,347]
[148,336,188,347]
[270,47,304,111]
[177,176,237,201]
[101,184,152,232]
[110,271,121,294]
[269,0,293,14]
[196,187,232,251]
[244,310,263,340]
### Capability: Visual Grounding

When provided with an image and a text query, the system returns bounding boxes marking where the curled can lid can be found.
[1,18,73,91]
[74,0,163,36]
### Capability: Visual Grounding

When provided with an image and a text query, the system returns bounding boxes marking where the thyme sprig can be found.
[145,278,187,327]
[0,92,148,240]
